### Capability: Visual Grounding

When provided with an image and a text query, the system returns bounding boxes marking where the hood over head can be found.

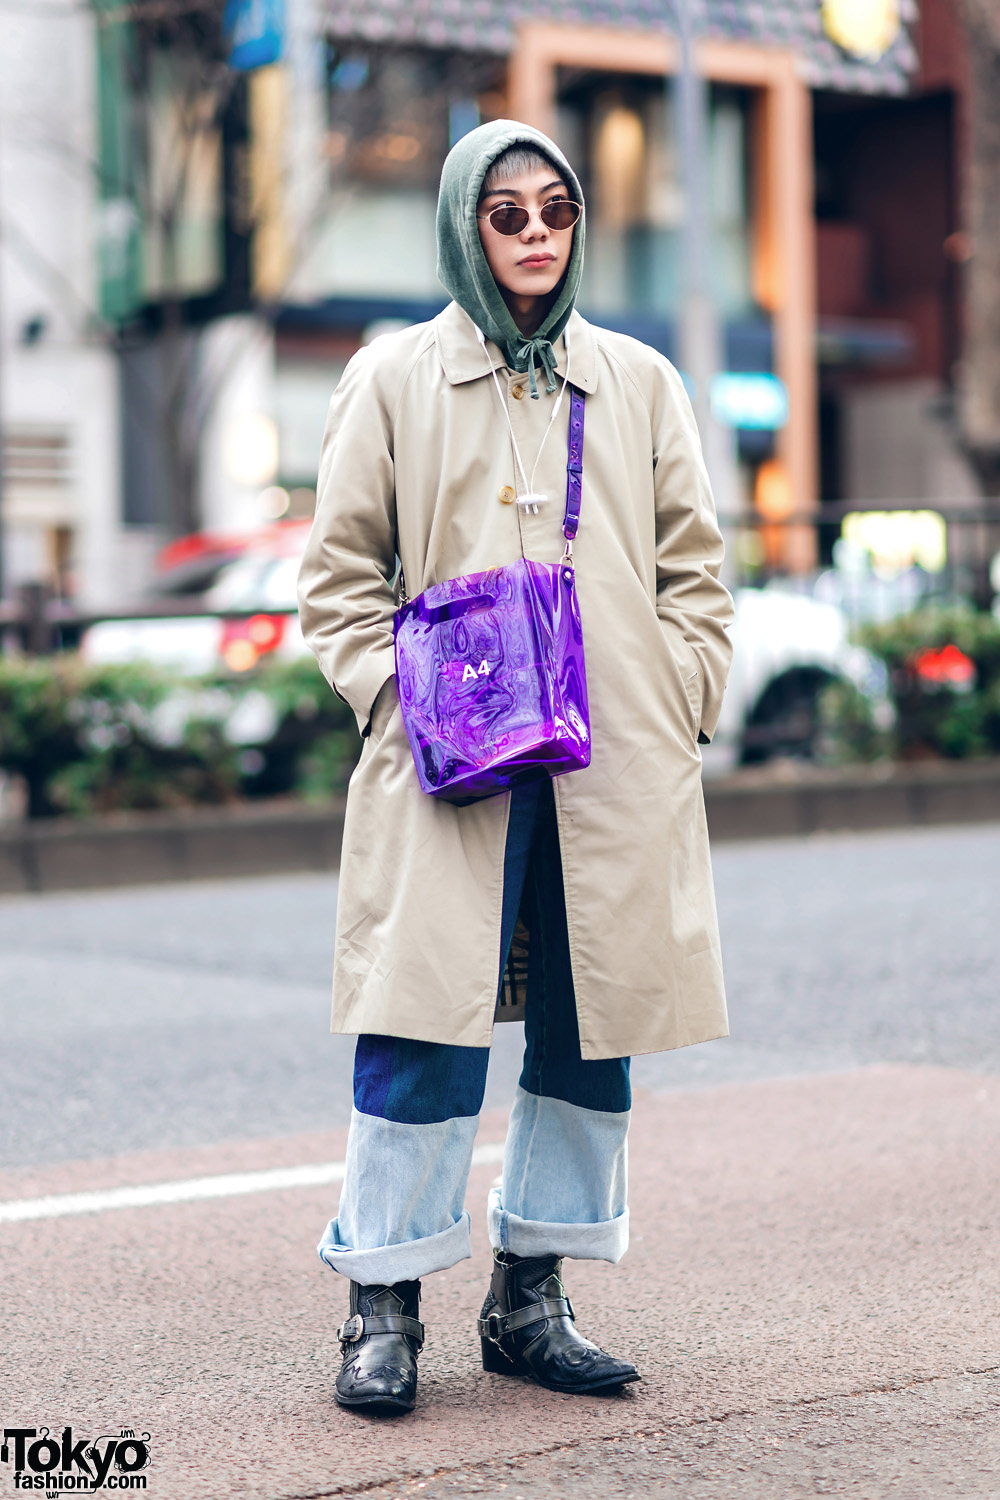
[436,119,585,397]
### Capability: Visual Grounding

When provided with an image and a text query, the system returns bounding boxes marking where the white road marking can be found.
[0,1140,506,1225]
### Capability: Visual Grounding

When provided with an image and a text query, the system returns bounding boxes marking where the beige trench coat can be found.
[298,301,734,1059]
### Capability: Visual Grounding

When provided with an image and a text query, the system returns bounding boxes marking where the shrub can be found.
[820,608,1000,762]
[229,655,361,801]
[0,657,241,818]
[0,653,362,818]
[816,678,894,764]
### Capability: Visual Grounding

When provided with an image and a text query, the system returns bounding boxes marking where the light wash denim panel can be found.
[488,1086,630,1263]
[318,1086,629,1280]
[319,1109,478,1283]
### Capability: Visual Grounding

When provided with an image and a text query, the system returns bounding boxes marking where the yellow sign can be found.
[842,511,947,576]
[821,0,901,60]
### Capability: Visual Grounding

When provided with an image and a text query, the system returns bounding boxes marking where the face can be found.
[476,167,576,301]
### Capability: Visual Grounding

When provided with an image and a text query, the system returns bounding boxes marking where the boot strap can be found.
[338,1313,425,1349]
[478,1297,574,1343]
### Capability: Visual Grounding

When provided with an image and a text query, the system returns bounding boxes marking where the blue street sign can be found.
[224,0,284,71]
[710,372,789,431]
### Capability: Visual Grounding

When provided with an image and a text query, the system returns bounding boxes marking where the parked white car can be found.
[705,582,884,773]
[81,525,312,676]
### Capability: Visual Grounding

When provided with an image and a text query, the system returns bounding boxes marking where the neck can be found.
[500,288,551,338]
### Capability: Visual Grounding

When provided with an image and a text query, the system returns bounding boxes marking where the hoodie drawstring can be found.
[516,336,560,398]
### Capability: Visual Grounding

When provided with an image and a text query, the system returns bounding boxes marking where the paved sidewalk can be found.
[2,1064,999,1498]
[357,1374,1000,1499]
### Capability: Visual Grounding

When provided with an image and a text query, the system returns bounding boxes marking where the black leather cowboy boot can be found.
[335,1280,424,1412]
[478,1250,640,1395]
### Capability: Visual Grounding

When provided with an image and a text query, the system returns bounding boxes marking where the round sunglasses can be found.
[477,199,582,236]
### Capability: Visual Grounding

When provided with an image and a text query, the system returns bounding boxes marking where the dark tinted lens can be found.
[541,200,581,230]
[489,205,530,235]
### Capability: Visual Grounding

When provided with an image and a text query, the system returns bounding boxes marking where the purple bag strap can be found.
[563,387,585,542]
[402,387,585,599]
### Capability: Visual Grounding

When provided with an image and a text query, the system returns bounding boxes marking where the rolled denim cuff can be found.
[487,1186,629,1264]
[318,1210,472,1283]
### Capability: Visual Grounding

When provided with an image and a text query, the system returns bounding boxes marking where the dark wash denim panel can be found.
[353,781,630,1125]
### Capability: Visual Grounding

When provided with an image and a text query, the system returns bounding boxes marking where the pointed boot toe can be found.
[478,1251,640,1396]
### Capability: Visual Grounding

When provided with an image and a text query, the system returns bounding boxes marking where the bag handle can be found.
[561,387,585,567]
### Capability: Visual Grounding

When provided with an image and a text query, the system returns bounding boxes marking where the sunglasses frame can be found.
[476,199,582,236]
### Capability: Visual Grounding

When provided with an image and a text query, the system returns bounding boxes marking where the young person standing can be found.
[297,120,734,1413]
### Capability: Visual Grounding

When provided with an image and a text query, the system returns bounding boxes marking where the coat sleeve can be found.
[297,346,398,737]
[650,360,735,742]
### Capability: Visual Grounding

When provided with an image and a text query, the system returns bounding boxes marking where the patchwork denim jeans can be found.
[318,780,631,1284]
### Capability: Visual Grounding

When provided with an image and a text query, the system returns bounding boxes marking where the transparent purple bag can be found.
[393,389,590,805]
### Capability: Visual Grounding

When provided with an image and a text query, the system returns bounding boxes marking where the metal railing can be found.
[1,501,998,650]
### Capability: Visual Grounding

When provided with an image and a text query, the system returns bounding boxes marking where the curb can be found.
[0,799,347,895]
[703,759,1000,842]
[2,762,999,895]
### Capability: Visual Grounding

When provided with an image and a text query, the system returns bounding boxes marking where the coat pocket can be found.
[367,675,399,747]
[661,623,704,733]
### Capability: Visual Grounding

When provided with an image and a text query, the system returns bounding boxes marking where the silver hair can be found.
[481,146,566,195]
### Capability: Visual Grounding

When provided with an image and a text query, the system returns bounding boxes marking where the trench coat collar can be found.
[434,301,599,394]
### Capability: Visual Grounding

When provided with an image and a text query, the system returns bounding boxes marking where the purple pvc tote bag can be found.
[393,388,590,805]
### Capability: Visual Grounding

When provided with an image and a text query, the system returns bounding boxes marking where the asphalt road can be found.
[1,821,999,1168]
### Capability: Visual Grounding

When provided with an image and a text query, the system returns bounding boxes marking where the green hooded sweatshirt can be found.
[436,119,586,398]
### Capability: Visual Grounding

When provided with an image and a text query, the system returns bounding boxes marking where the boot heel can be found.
[481,1337,524,1376]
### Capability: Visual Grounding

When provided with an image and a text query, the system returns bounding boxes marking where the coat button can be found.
[498,486,516,504]
[510,384,525,400]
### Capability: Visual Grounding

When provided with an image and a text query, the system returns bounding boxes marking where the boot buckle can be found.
[337,1314,365,1347]
[483,1311,504,1344]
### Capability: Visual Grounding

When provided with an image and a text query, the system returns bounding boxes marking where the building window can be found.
[556,72,753,321]
[305,43,504,300]
[2,426,77,595]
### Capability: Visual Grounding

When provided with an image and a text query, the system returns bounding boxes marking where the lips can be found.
[518,254,557,268]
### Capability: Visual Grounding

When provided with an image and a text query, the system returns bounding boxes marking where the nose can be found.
[520,208,550,241]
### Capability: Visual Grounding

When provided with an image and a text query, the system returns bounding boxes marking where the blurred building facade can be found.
[0,0,981,605]
[0,1,123,608]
